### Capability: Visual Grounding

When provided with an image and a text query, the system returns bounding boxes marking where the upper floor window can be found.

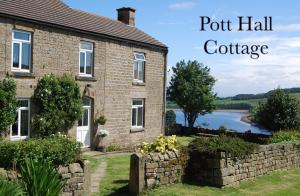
[12,31,31,72]
[79,42,93,77]
[133,53,145,82]
[132,99,144,128]
[11,99,30,140]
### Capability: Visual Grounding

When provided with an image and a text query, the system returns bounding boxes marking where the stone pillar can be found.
[129,153,145,195]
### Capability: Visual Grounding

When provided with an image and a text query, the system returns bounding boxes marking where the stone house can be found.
[0,0,167,149]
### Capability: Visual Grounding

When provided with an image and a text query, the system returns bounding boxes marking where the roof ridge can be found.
[0,0,167,48]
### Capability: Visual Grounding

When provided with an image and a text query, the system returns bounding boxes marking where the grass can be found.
[99,155,130,196]
[147,169,300,196]
[82,155,103,172]
[167,93,300,111]
[87,135,300,196]
[89,152,300,196]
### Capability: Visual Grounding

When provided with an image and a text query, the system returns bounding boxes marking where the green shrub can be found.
[139,135,179,155]
[218,125,227,136]
[20,158,64,196]
[188,137,259,158]
[32,74,82,137]
[0,78,17,134]
[0,178,24,196]
[269,131,300,144]
[0,135,81,169]
[254,89,300,131]
[166,110,176,130]
[106,144,121,152]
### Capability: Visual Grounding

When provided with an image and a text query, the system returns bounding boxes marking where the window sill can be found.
[10,136,29,141]
[130,127,145,133]
[10,72,35,79]
[75,76,97,82]
[132,81,146,86]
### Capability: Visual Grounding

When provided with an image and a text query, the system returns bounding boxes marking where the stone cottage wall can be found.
[0,160,91,196]
[189,144,300,187]
[0,16,166,148]
[129,150,188,195]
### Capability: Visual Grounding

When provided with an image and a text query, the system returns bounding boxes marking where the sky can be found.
[63,0,300,97]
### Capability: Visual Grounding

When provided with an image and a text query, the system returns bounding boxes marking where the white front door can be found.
[77,98,91,147]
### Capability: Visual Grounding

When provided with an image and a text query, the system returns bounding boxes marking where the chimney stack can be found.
[117,7,136,26]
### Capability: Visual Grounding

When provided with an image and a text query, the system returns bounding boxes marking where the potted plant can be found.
[95,115,107,126]
[95,115,108,152]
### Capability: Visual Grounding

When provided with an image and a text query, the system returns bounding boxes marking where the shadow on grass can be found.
[107,184,132,196]
[112,180,129,184]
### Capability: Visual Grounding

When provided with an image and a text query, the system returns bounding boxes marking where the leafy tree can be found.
[254,89,300,131]
[0,78,17,134]
[167,60,216,128]
[32,74,82,137]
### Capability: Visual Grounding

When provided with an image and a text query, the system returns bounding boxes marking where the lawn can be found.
[148,169,300,196]
[89,152,300,196]
[99,155,130,196]
[86,135,300,196]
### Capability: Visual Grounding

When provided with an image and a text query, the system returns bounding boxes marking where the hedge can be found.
[0,135,81,169]
[188,137,259,158]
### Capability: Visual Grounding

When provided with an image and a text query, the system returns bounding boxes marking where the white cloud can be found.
[169,2,196,10]
[275,23,300,31]
[203,35,300,96]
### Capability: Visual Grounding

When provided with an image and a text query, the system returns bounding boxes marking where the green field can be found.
[167,93,300,111]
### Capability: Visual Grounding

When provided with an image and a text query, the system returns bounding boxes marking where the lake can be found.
[175,111,271,135]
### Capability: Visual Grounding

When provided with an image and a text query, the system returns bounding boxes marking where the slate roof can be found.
[0,0,167,49]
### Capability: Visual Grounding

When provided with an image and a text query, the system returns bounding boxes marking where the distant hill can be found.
[167,87,300,110]
[220,87,300,100]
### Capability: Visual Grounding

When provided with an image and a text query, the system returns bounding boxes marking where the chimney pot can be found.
[117,7,136,26]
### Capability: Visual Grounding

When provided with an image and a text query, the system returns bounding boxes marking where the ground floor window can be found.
[11,99,30,140]
[132,99,144,128]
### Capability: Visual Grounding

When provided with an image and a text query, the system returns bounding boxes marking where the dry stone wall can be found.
[129,150,188,195]
[0,160,91,196]
[58,160,91,196]
[189,143,300,187]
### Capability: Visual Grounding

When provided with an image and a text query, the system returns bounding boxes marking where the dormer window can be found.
[133,52,145,83]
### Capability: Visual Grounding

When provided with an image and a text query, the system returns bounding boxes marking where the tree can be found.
[0,78,17,134]
[32,74,82,137]
[167,60,216,128]
[254,89,300,131]
[166,110,176,131]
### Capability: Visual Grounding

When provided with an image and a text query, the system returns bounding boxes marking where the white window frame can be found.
[78,98,91,129]
[10,99,30,141]
[131,99,144,128]
[133,52,145,83]
[79,42,93,77]
[11,30,31,73]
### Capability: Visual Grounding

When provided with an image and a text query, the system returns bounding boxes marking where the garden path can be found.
[91,161,107,195]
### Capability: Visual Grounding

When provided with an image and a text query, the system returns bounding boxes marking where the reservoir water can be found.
[175,111,271,135]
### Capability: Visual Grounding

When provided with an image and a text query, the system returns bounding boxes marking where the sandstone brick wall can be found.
[0,16,166,148]
[58,160,91,196]
[129,151,188,195]
[0,160,91,196]
[189,144,300,187]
